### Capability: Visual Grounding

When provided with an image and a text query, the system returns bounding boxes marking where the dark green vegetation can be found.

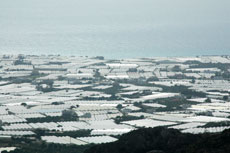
[6,143,93,153]
[185,61,230,80]
[26,109,79,123]
[85,127,230,153]
[157,85,206,98]
[121,78,207,98]
[0,130,92,153]
[201,121,230,128]
[2,122,230,153]
[133,97,197,112]
[33,129,91,139]
[26,116,77,123]
[114,115,144,124]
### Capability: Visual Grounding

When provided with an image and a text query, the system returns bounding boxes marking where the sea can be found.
[0,0,230,59]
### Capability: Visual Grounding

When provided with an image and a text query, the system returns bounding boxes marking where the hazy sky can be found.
[0,0,230,58]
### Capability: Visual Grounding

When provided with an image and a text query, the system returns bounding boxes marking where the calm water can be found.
[0,0,230,59]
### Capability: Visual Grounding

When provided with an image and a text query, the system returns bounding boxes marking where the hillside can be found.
[85,127,230,153]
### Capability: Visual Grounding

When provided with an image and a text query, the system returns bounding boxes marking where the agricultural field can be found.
[0,55,230,152]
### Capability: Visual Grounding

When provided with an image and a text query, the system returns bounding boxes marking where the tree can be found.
[21,103,27,107]
[171,65,181,72]
[57,76,65,81]
[116,104,123,110]
[205,97,211,103]
[93,69,101,78]
[191,79,195,84]
[223,95,229,101]
[31,69,40,76]
[70,105,76,109]
[147,77,159,82]
[61,109,79,121]
[134,102,142,107]
[93,69,104,80]
[34,129,45,139]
